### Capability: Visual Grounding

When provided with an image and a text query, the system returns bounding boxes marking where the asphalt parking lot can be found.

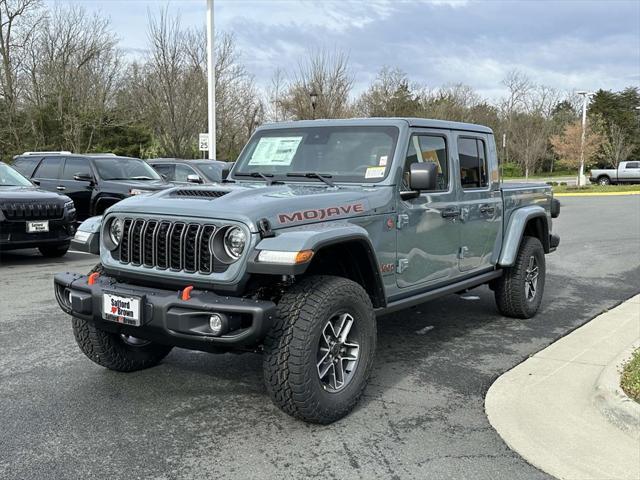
[1,195,639,480]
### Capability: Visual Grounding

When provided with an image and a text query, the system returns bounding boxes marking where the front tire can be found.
[263,276,376,424]
[38,242,70,257]
[494,236,546,319]
[72,317,173,372]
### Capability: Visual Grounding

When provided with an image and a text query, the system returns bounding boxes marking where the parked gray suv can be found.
[54,118,560,424]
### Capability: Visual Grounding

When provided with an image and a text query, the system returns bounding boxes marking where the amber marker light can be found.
[257,250,314,265]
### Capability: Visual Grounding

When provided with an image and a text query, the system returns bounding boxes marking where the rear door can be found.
[396,129,462,288]
[32,156,63,193]
[620,162,640,182]
[58,157,95,219]
[455,134,502,272]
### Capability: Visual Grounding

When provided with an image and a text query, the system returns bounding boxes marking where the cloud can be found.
[45,0,640,101]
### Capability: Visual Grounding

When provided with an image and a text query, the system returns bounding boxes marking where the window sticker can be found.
[247,136,303,166]
[378,155,388,166]
[365,166,386,179]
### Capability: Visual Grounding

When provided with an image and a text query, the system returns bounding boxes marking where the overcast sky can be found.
[46,0,640,100]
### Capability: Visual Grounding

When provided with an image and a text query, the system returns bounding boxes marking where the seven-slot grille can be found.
[118,218,225,274]
[1,202,64,220]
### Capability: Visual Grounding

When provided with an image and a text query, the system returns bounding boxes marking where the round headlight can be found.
[223,226,246,259]
[109,218,124,246]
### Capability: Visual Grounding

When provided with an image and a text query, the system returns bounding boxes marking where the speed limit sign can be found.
[199,133,209,152]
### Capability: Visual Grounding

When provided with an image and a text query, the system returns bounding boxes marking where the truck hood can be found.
[0,186,70,203]
[107,182,395,231]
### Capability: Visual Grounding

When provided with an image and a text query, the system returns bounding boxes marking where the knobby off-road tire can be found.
[71,263,173,372]
[38,242,70,258]
[494,235,546,319]
[263,276,377,424]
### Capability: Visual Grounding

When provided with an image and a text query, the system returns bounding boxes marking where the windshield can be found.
[93,157,162,181]
[233,126,399,183]
[0,163,33,187]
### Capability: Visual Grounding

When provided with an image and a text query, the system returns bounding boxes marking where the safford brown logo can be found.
[278,203,365,224]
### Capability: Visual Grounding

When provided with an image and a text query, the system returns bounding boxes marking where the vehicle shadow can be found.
[0,249,94,268]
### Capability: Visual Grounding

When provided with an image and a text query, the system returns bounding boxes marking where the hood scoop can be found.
[171,189,229,198]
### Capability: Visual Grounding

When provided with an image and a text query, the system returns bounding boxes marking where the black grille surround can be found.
[116,218,230,274]
[1,201,64,220]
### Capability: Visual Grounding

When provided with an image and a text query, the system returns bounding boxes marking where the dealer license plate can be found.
[26,220,49,233]
[102,293,142,326]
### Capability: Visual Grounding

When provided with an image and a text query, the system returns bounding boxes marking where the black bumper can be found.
[53,272,276,351]
[549,233,560,252]
[0,220,74,250]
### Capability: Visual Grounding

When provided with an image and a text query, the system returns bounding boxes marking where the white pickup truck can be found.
[589,161,640,185]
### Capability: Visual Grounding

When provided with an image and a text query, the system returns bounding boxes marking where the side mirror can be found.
[409,162,438,191]
[187,174,203,184]
[73,173,94,183]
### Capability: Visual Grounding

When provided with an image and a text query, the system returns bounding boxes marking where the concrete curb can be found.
[554,191,640,197]
[485,294,640,480]
[593,341,640,439]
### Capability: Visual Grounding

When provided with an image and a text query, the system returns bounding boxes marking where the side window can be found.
[175,164,197,182]
[12,157,41,177]
[458,137,488,189]
[626,162,639,169]
[152,164,174,180]
[403,135,448,191]
[62,157,92,180]
[33,157,62,179]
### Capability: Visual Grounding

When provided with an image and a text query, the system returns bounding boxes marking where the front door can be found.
[58,157,95,220]
[396,130,461,288]
[455,134,502,272]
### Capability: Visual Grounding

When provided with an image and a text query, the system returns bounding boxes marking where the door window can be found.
[152,164,175,180]
[625,162,639,169]
[33,157,62,179]
[403,135,448,191]
[62,157,93,180]
[175,164,198,182]
[12,157,41,177]
[458,138,488,189]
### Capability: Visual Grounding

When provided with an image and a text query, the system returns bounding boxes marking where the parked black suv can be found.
[12,152,171,220]
[0,162,76,257]
[148,158,233,184]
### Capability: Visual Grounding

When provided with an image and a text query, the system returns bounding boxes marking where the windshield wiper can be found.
[235,172,282,185]
[286,172,335,187]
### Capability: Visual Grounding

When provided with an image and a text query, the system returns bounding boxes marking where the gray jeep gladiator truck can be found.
[54,118,560,424]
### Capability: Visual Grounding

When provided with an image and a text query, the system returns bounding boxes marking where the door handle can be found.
[56,186,66,191]
[480,204,495,215]
[441,208,461,219]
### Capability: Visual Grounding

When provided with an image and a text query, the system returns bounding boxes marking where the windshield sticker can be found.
[378,155,388,166]
[278,203,365,224]
[365,166,386,179]
[247,136,303,166]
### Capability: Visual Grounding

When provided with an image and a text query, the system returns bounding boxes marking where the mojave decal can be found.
[277,203,366,224]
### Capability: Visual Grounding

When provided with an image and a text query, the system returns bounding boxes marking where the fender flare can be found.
[247,223,386,306]
[498,206,549,267]
[92,195,124,216]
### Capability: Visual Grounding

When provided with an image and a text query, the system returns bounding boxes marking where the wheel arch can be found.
[498,206,550,267]
[248,226,386,308]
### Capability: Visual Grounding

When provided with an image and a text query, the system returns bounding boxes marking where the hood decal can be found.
[278,202,366,224]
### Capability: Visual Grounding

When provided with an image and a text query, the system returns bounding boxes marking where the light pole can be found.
[576,90,595,187]
[309,91,318,120]
[206,0,216,159]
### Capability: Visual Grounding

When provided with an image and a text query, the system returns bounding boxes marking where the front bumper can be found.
[53,272,276,351]
[0,219,75,250]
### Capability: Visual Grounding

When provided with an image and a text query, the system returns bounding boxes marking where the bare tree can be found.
[279,49,353,120]
[602,121,633,168]
[267,67,286,122]
[0,0,43,148]
[354,67,418,117]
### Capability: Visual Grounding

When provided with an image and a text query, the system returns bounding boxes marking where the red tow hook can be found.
[88,272,100,285]
[181,285,194,301]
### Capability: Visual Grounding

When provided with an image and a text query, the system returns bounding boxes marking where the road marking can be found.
[554,191,640,197]
[69,250,96,255]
